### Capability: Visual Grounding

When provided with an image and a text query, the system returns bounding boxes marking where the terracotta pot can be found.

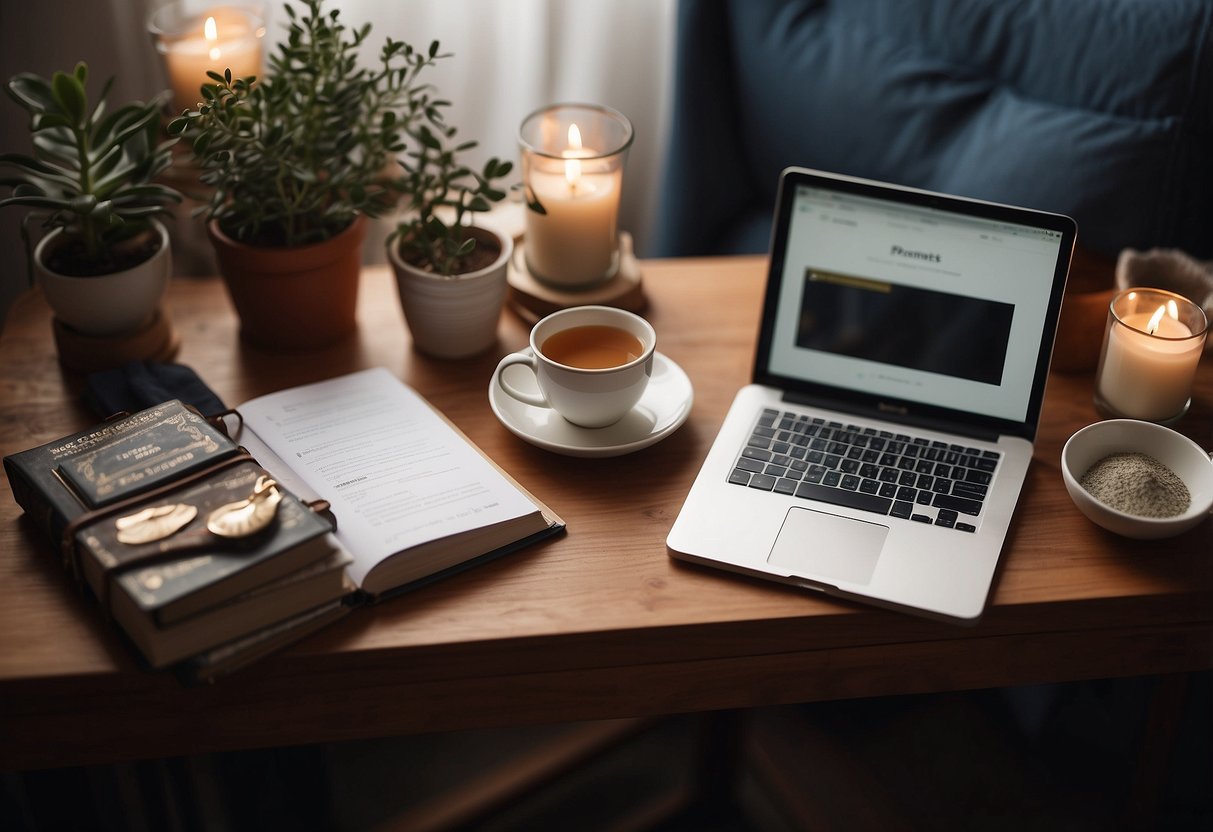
[35,219,171,336]
[207,216,367,350]
[389,225,512,359]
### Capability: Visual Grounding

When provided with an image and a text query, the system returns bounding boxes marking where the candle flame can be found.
[205,16,220,61]
[1166,299,1179,320]
[564,123,583,189]
[1146,304,1166,335]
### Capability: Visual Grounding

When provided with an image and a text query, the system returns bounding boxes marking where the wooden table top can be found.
[2,257,1210,770]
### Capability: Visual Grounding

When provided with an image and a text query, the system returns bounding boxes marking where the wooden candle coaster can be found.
[507,232,647,324]
[53,307,180,374]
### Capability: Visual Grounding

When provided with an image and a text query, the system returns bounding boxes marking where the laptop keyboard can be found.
[728,408,1001,533]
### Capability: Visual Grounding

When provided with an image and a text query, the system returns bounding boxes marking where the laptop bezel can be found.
[752,167,1077,442]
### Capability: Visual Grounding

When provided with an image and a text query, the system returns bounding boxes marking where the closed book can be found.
[108,549,355,669]
[177,595,353,685]
[75,459,338,627]
[3,400,239,552]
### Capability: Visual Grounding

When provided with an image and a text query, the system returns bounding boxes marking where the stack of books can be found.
[4,369,564,682]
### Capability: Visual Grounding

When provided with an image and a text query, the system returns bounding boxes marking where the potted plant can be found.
[168,0,443,350]
[388,118,514,359]
[1,63,181,352]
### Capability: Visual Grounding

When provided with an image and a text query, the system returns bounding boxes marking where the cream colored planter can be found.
[35,219,171,336]
[389,227,513,359]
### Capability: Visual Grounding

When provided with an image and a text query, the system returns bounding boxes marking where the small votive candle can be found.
[148,2,266,113]
[1094,288,1208,422]
[518,103,633,289]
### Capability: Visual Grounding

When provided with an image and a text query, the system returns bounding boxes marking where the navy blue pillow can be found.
[656,0,1213,258]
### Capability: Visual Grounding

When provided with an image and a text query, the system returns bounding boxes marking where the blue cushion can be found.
[654,0,1213,258]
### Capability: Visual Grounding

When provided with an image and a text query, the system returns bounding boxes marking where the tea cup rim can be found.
[528,305,656,373]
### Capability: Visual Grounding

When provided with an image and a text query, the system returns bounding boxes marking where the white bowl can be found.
[1061,419,1213,539]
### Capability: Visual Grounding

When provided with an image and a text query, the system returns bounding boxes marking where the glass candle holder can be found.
[148,1,267,113]
[1094,287,1208,423]
[518,103,634,289]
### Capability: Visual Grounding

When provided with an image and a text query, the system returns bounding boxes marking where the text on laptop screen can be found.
[766,185,1065,423]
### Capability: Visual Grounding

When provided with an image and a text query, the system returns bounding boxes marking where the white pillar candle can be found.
[153,5,265,113]
[1096,298,1205,421]
[525,125,621,287]
[519,104,632,289]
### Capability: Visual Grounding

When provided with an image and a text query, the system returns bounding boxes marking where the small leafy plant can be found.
[169,0,444,249]
[390,123,513,277]
[0,63,181,278]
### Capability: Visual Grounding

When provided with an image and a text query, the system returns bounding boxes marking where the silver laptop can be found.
[667,167,1075,623]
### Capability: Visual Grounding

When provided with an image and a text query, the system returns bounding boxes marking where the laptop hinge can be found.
[781,391,1002,443]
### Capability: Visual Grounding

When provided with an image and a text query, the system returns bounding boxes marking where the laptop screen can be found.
[755,169,1075,439]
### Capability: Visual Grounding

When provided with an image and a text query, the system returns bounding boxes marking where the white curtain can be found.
[0,0,676,323]
[338,0,676,257]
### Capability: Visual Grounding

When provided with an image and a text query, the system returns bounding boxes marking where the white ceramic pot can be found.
[35,219,171,336]
[389,226,513,359]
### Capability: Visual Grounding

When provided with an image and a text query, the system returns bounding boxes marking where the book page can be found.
[237,368,540,587]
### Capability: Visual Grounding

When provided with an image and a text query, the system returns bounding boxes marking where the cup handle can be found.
[495,351,549,408]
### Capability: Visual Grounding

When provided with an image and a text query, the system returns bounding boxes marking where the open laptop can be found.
[667,167,1075,623]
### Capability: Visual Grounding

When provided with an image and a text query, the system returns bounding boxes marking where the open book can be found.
[229,367,564,598]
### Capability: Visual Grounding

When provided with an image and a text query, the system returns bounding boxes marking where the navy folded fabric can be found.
[84,361,227,420]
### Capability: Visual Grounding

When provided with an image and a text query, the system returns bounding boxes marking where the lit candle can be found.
[150,4,265,113]
[519,104,633,289]
[1095,291,1207,422]
[524,124,621,287]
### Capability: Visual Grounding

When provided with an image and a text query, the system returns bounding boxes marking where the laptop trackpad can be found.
[768,508,888,586]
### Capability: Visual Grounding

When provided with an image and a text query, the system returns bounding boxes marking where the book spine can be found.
[3,454,83,561]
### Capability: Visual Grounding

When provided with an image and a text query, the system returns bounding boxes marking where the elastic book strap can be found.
[60,452,255,613]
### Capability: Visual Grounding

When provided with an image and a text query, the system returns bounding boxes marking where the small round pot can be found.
[35,219,171,336]
[207,216,367,350]
[389,226,513,359]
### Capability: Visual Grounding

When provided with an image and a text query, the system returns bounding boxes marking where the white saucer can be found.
[489,350,694,457]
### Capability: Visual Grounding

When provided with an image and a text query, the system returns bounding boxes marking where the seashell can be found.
[115,503,198,545]
[206,476,283,538]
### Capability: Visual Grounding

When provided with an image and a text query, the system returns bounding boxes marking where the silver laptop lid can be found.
[754,167,1076,442]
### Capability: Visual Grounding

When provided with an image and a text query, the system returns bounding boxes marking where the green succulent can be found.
[0,62,181,278]
[169,0,445,249]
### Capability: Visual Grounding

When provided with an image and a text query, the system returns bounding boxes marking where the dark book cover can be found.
[175,595,353,685]
[3,400,239,551]
[77,459,336,624]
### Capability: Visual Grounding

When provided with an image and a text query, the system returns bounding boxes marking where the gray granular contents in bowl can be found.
[1079,452,1191,518]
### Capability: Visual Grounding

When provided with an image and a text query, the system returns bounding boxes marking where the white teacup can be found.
[493,306,656,428]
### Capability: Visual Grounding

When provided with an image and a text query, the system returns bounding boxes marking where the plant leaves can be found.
[50,71,87,125]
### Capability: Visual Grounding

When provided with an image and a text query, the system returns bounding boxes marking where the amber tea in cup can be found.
[493,306,656,427]
[540,325,645,370]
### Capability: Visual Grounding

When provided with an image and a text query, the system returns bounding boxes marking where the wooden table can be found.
[2,259,1210,771]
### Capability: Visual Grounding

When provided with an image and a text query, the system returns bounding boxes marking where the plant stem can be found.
[72,111,98,258]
